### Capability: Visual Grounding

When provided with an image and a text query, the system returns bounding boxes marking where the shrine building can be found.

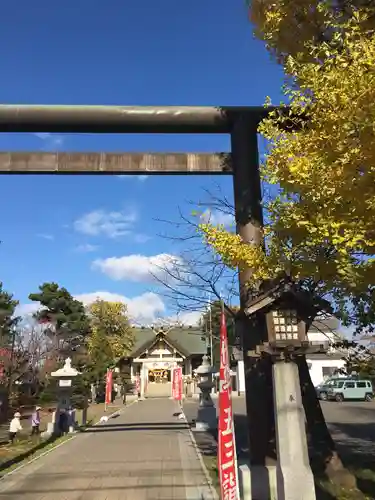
[120,325,207,398]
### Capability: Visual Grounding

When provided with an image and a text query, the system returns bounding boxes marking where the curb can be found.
[0,401,136,482]
[178,403,219,500]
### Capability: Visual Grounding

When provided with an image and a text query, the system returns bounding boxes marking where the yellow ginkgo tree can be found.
[199,10,375,332]
[249,0,375,63]
[197,6,375,492]
[86,300,135,371]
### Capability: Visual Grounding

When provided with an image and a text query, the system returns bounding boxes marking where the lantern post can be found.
[243,277,328,500]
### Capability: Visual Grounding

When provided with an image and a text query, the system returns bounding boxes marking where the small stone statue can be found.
[64,358,72,371]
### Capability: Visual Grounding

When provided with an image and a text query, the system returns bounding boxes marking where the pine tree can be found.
[29,282,90,362]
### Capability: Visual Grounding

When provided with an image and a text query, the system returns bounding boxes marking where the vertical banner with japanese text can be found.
[135,374,141,395]
[171,367,175,398]
[172,367,176,398]
[105,369,113,406]
[172,366,183,401]
[144,366,148,396]
[218,306,240,500]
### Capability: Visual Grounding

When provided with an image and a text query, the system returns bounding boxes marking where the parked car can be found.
[326,379,373,402]
[316,377,348,401]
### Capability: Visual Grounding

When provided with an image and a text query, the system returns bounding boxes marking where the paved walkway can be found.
[0,399,216,500]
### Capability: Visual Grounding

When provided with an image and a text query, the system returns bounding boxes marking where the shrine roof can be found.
[129,326,206,358]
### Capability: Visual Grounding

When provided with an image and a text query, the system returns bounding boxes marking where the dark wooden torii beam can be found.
[0,103,287,489]
[0,104,274,134]
[0,105,275,174]
[0,152,231,174]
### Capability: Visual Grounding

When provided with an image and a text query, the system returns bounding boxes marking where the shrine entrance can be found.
[132,327,186,398]
[0,103,276,470]
[148,368,171,383]
[146,366,172,398]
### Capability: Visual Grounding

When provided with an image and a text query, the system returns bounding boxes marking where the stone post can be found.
[82,395,88,427]
[193,355,217,432]
[186,376,193,398]
[90,383,96,404]
[273,361,316,500]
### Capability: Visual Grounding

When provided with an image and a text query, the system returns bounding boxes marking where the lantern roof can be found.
[244,275,331,320]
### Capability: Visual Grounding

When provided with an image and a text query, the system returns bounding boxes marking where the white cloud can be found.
[37,233,54,241]
[16,289,205,326]
[117,175,149,181]
[75,243,98,253]
[73,209,137,238]
[76,291,165,323]
[92,253,180,283]
[34,133,52,140]
[16,303,40,318]
[133,234,152,244]
[17,291,165,325]
[169,310,201,326]
[200,209,234,227]
[34,132,64,149]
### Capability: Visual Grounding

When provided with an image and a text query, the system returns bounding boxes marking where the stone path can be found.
[0,399,217,500]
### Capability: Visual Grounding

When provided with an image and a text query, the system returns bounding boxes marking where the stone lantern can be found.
[244,275,330,358]
[49,357,80,435]
[243,276,326,500]
[193,355,217,432]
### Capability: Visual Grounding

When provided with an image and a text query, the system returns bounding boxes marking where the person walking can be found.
[121,383,127,405]
[9,412,22,444]
[31,406,41,436]
[58,409,68,435]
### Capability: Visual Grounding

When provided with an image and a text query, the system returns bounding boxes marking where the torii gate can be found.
[0,103,274,482]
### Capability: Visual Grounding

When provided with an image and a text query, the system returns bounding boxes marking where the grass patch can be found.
[200,451,375,499]
[202,454,219,492]
[0,434,72,476]
[80,403,122,428]
[316,467,375,500]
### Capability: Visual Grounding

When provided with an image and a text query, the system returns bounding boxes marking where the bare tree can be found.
[6,324,50,394]
[17,324,50,377]
[152,186,238,318]
[154,188,358,487]
[0,324,50,419]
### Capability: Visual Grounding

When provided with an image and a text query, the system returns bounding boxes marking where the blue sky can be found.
[0,0,284,324]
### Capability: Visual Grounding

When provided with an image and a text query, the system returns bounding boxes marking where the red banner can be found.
[105,369,113,405]
[172,368,176,398]
[135,374,140,394]
[218,308,240,500]
[172,366,183,401]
